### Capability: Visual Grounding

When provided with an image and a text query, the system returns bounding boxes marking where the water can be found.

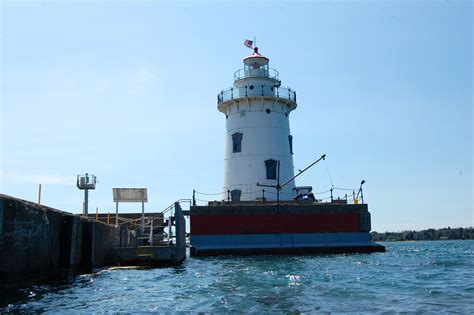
[2,240,473,313]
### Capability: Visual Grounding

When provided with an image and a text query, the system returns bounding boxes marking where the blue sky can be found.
[1,1,472,232]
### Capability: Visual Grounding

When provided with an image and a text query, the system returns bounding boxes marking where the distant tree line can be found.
[371,227,474,242]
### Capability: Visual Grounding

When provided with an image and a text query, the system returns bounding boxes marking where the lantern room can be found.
[234,47,279,82]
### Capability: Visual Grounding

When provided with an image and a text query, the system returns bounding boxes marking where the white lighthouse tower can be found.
[218,46,297,201]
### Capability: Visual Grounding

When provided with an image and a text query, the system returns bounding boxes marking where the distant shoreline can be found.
[371,227,474,242]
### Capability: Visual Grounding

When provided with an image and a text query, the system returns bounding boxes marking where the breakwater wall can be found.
[0,194,120,290]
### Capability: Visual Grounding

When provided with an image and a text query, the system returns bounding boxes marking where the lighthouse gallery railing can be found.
[217,85,296,105]
[234,68,280,81]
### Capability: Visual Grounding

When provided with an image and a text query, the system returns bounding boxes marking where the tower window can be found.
[265,159,277,180]
[232,132,243,153]
[231,189,241,202]
[288,135,293,155]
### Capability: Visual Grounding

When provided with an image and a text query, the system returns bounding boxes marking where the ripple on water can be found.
[1,240,473,313]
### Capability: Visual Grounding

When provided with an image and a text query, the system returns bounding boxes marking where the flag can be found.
[243,39,254,49]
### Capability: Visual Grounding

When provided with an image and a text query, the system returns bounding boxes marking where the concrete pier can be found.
[0,194,120,289]
[0,194,186,290]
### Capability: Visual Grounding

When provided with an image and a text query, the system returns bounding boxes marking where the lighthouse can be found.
[217,47,297,201]
[189,43,385,256]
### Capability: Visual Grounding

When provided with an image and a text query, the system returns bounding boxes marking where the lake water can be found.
[1,240,473,313]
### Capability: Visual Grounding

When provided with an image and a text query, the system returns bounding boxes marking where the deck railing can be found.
[234,68,279,81]
[217,85,296,105]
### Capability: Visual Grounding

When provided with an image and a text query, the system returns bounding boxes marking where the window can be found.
[232,132,243,153]
[231,189,241,202]
[265,159,277,180]
[288,135,293,155]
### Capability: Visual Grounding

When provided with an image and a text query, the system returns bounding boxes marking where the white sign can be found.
[113,188,148,202]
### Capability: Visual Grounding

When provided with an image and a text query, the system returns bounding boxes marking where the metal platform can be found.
[115,245,185,266]
[114,202,186,266]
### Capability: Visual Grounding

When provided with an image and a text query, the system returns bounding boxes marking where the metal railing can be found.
[159,199,191,244]
[217,85,296,105]
[234,68,279,81]
[160,199,191,215]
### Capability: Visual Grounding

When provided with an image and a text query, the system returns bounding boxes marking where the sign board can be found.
[113,188,148,203]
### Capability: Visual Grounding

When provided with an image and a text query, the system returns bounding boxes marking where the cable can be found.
[314,189,332,195]
[195,198,213,203]
[324,159,335,189]
[334,187,357,191]
[195,181,296,197]
[194,191,226,196]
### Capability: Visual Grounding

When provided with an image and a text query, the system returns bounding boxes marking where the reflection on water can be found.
[1,240,473,313]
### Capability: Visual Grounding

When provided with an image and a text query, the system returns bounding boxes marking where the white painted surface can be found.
[218,52,297,201]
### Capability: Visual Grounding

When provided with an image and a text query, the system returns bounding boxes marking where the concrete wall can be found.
[91,221,120,267]
[0,195,64,289]
[59,215,83,274]
[0,194,120,290]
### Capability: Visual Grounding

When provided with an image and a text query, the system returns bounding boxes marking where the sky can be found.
[1,0,472,232]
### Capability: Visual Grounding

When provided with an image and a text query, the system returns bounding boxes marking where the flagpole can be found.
[254,36,256,48]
